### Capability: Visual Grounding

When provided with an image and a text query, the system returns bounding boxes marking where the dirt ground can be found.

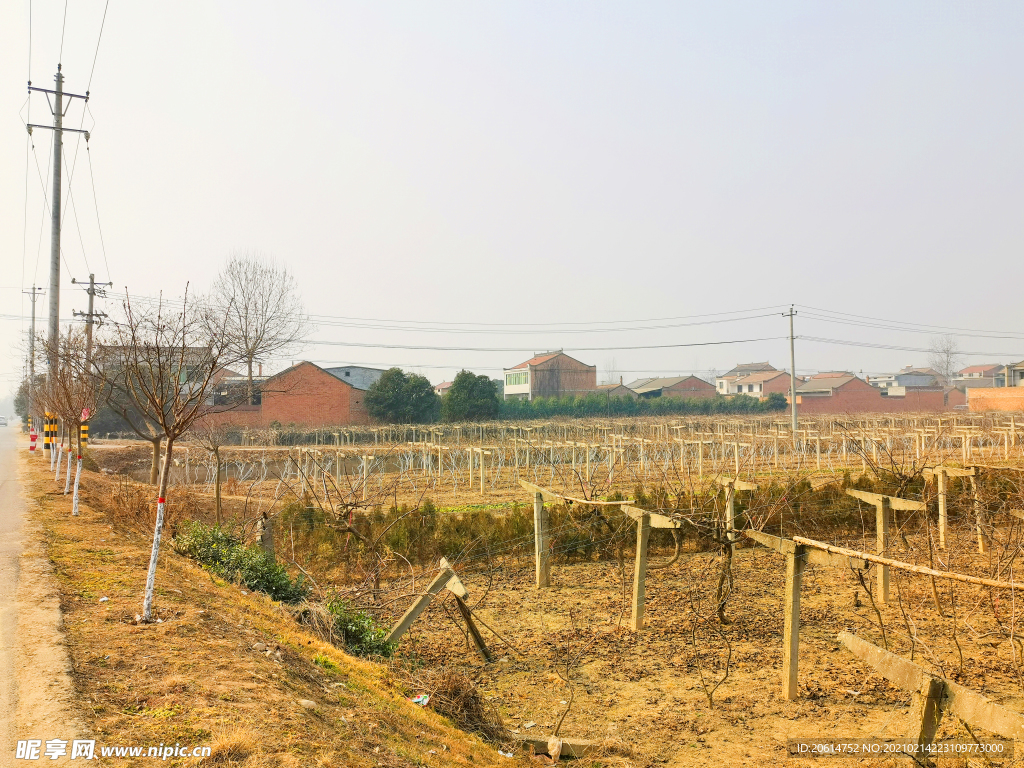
[401,538,1024,767]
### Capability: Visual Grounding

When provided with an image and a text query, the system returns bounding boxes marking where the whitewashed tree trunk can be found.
[54,444,63,483]
[72,456,82,516]
[64,448,73,494]
[143,441,175,623]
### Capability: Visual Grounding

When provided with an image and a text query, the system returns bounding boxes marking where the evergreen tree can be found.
[441,370,499,422]
[365,368,440,424]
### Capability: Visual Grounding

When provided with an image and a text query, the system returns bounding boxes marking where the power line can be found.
[799,305,1024,340]
[87,0,110,91]
[86,139,111,282]
[58,0,68,62]
[801,336,1020,359]
[800,311,1024,342]
[303,336,789,354]
[61,147,92,275]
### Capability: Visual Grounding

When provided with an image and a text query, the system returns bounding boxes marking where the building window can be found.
[506,371,528,387]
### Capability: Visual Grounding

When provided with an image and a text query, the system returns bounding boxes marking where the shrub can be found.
[174,520,309,603]
[323,593,395,657]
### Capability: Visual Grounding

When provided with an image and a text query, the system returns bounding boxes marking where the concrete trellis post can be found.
[925,465,975,551]
[534,491,550,588]
[783,544,805,701]
[937,469,947,549]
[839,631,1024,749]
[385,559,489,662]
[622,505,681,631]
[971,473,987,554]
[745,530,866,701]
[877,497,890,603]
[846,489,926,604]
[631,512,651,631]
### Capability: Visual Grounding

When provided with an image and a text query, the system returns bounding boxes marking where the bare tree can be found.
[94,358,167,485]
[38,327,99,516]
[191,420,237,526]
[205,252,309,403]
[928,334,964,386]
[109,289,232,622]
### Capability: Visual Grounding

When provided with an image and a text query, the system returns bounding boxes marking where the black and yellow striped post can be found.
[44,412,53,454]
[80,423,89,449]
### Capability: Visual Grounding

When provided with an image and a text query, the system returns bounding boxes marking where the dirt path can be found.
[0,430,85,766]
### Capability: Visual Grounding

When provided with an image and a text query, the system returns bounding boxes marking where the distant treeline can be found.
[498,391,788,419]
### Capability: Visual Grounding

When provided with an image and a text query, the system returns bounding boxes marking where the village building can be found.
[630,376,716,399]
[502,352,596,401]
[728,370,800,398]
[715,362,777,395]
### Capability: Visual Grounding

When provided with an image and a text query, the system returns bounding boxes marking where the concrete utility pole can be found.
[23,286,44,425]
[785,306,798,447]
[72,273,112,368]
[26,67,90,372]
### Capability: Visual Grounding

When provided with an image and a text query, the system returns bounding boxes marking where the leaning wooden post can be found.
[783,542,805,701]
[385,567,455,645]
[937,469,947,549]
[534,492,550,588]
[631,512,652,631]
[454,595,493,663]
[877,496,890,604]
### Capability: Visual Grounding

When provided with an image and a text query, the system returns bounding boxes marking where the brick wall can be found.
[662,377,716,399]
[796,382,959,415]
[968,387,1024,413]
[261,362,370,427]
[198,362,371,428]
[532,354,597,398]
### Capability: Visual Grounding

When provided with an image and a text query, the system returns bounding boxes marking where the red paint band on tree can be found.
[158,498,166,504]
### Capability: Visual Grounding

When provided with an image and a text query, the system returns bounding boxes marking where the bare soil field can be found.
[400,541,1024,767]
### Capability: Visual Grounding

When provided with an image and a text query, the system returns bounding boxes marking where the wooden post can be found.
[877,497,890,604]
[480,449,486,495]
[631,512,651,631]
[385,568,454,644]
[534,492,550,588]
[783,544,805,700]
[454,595,492,663]
[937,469,947,549]
[468,448,474,487]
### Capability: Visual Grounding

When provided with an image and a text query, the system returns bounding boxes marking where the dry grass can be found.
[392,665,508,746]
[22,454,525,767]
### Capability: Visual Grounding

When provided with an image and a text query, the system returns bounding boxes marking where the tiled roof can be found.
[734,370,789,385]
[508,353,561,370]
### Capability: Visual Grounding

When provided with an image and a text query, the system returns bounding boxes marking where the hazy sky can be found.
[2,1,1023,397]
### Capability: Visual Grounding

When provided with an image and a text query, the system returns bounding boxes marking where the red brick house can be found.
[631,376,716,399]
[795,372,963,414]
[502,352,597,401]
[202,361,372,428]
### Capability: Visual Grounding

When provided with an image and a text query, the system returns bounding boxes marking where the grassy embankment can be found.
[22,452,518,767]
